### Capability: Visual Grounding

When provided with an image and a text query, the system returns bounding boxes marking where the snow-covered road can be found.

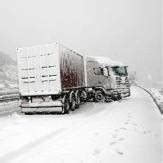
[0,101,20,117]
[0,86,162,163]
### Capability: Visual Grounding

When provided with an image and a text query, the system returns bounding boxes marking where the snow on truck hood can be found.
[86,56,125,67]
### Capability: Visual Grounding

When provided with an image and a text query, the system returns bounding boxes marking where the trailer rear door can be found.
[17,44,61,96]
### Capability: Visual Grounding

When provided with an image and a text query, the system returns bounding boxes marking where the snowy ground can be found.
[0,86,162,163]
[0,101,19,117]
[149,88,163,113]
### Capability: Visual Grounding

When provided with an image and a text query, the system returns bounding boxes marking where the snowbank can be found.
[150,88,163,105]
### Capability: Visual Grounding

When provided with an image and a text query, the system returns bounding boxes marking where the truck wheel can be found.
[128,90,131,97]
[94,90,105,102]
[75,91,81,109]
[70,94,76,111]
[62,96,70,114]
[118,94,122,100]
[113,93,122,101]
[80,90,87,102]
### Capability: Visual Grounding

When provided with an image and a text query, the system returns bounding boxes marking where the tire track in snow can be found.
[0,128,66,163]
[0,101,20,117]
[0,102,115,163]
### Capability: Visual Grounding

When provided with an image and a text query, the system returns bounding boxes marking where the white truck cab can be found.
[86,56,130,102]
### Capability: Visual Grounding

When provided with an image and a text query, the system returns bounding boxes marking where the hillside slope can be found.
[0,51,18,91]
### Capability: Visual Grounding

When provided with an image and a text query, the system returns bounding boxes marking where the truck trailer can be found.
[17,43,130,114]
[17,43,87,113]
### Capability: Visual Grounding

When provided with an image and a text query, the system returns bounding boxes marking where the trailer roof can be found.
[16,42,83,58]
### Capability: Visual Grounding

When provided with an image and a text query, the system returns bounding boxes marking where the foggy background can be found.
[0,0,162,87]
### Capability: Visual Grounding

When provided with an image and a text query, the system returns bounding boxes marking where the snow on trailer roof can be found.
[16,42,59,54]
[16,42,83,57]
[86,56,125,67]
[16,42,58,50]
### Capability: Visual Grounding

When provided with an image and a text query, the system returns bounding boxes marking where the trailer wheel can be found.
[80,90,87,102]
[71,95,77,111]
[62,95,70,114]
[75,91,81,109]
[94,90,105,102]
[128,89,131,97]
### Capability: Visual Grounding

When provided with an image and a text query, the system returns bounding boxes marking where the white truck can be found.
[86,56,130,102]
[17,43,130,114]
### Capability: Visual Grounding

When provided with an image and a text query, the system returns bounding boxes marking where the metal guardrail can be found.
[0,93,19,102]
[136,85,162,114]
[0,85,162,114]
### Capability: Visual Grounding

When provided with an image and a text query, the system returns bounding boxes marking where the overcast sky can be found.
[0,0,162,85]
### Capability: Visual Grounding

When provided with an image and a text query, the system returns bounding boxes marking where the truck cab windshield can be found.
[111,66,128,76]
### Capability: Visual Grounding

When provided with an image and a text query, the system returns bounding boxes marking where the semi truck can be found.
[17,43,130,114]
[86,56,130,102]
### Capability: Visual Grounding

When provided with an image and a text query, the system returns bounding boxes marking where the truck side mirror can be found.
[103,67,108,77]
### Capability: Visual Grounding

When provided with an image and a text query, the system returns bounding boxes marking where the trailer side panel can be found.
[59,45,85,90]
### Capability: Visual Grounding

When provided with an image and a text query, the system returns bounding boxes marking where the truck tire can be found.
[75,91,81,109]
[70,94,76,111]
[94,90,105,102]
[112,93,122,101]
[118,93,122,100]
[62,95,70,114]
[80,90,87,102]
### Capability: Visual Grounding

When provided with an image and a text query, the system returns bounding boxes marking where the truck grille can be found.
[116,77,130,88]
